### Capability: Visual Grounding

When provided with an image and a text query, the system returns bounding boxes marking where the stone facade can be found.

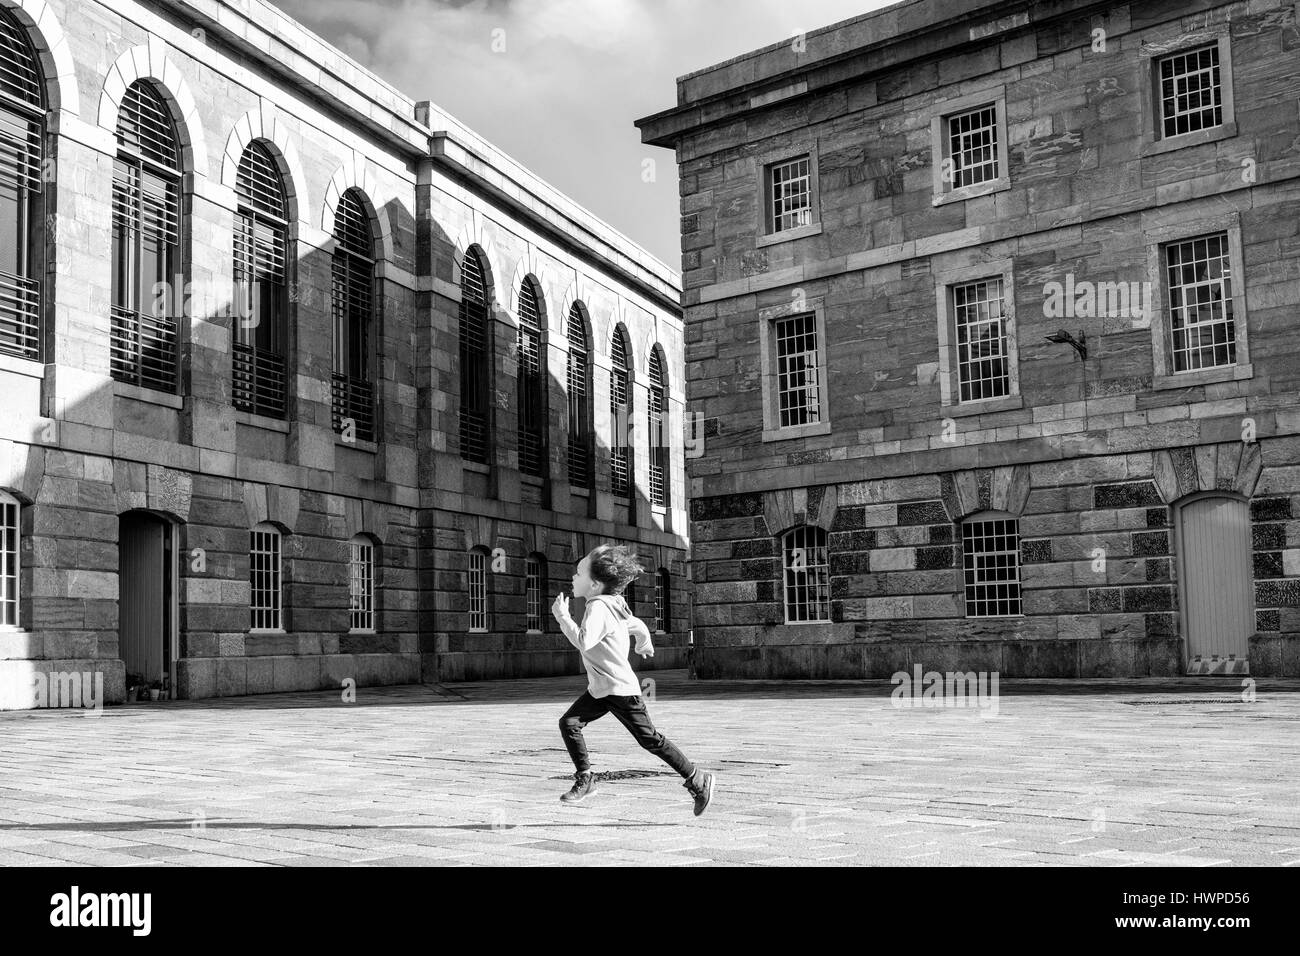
[0,0,686,708]
[638,0,1300,677]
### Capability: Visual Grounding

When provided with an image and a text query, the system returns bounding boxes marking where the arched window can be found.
[467,547,489,632]
[782,526,830,623]
[961,511,1022,617]
[610,327,632,499]
[0,10,44,362]
[110,81,182,392]
[525,552,546,632]
[648,347,668,508]
[250,523,283,630]
[654,567,670,634]
[459,248,492,463]
[516,277,546,477]
[232,141,289,419]
[0,490,19,627]
[331,189,376,443]
[566,304,592,487]
[348,534,376,632]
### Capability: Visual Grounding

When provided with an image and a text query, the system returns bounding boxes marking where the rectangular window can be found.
[952,278,1009,402]
[1158,44,1222,139]
[767,156,811,234]
[783,527,830,624]
[947,104,999,189]
[775,313,821,428]
[1165,232,1235,373]
[962,518,1022,617]
[250,527,282,630]
[348,538,374,632]
[525,556,544,632]
[654,571,670,634]
[468,550,487,632]
[0,494,17,627]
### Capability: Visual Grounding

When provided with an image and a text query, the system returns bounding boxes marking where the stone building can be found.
[0,0,686,708]
[637,0,1300,678]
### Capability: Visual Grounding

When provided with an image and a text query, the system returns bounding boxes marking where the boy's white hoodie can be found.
[564,594,655,699]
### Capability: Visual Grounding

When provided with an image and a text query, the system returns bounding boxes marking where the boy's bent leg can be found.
[558,692,610,773]
[606,695,696,779]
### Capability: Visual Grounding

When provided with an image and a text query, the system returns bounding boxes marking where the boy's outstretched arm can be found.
[552,594,613,651]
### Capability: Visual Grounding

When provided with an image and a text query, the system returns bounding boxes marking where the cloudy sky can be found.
[269,0,894,269]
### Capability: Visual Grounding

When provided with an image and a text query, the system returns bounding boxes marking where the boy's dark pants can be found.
[559,691,696,778]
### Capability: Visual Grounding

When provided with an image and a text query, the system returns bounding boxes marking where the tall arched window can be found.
[782,526,830,623]
[648,347,668,508]
[468,547,489,632]
[0,10,44,362]
[348,534,376,632]
[250,523,283,631]
[232,141,289,419]
[610,327,632,499]
[331,189,376,442]
[459,248,491,463]
[516,276,546,477]
[0,490,19,627]
[566,304,592,487]
[110,81,182,392]
[525,552,546,632]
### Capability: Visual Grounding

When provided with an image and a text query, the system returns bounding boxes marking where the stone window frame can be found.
[958,509,1025,619]
[754,140,823,248]
[1139,28,1237,157]
[934,257,1024,418]
[758,294,832,442]
[930,85,1010,207]
[1144,211,1252,390]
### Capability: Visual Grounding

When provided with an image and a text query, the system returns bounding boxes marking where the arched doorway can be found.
[118,511,179,697]
[1175,493,1254,675]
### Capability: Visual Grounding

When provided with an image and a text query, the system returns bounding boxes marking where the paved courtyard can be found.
[0,669,1297,866]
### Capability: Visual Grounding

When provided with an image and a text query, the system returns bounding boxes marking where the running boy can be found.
[550,544,715,815]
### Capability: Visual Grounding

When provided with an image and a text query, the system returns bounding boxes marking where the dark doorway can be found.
[118,511,177,694]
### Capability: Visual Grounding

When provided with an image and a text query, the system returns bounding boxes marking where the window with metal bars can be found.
[525,554,546,632]
[1157,44,1223,139]
[766,155,812,233]
[624,580,638,618]
[250,524,283,630]
[566,305,593,487]
[774,313,821,428]
[610,328,632,498]
[331,189,376,442]
[945,104,999,189]
[1164,232,1236,373]
[0,490,18,628]
[0,11,43,363]
[233,141,289,419]
[348,535,375,632]
[459,249,492,464]
[783,526,830,623]
[648,347,668,507]
[961,515,1022,617]
[468,548,488,632]
[654,568,670,634]
[111,81,183,393]
[516,277,546,477]
[952,277,1010,402]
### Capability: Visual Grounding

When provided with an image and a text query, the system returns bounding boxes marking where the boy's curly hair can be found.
[585,544,644,595]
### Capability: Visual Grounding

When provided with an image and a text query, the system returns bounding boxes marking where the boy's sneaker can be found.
[683,769,715,816]
[560,771,596,804]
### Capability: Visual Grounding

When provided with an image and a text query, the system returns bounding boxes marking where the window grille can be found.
[233,142,289,418]
[952,278,1009,402]
[348,536,375,631]
[250,524,283,630]
[1165,232,1235,373]
[566,307,592,487]
[783,526,830,623]
[775,313,821,427]
[459,250,491,463]
[962,517,1022,617]
[331,189,375,442]
[517,278,545,477]
[1158,45,1223,139]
